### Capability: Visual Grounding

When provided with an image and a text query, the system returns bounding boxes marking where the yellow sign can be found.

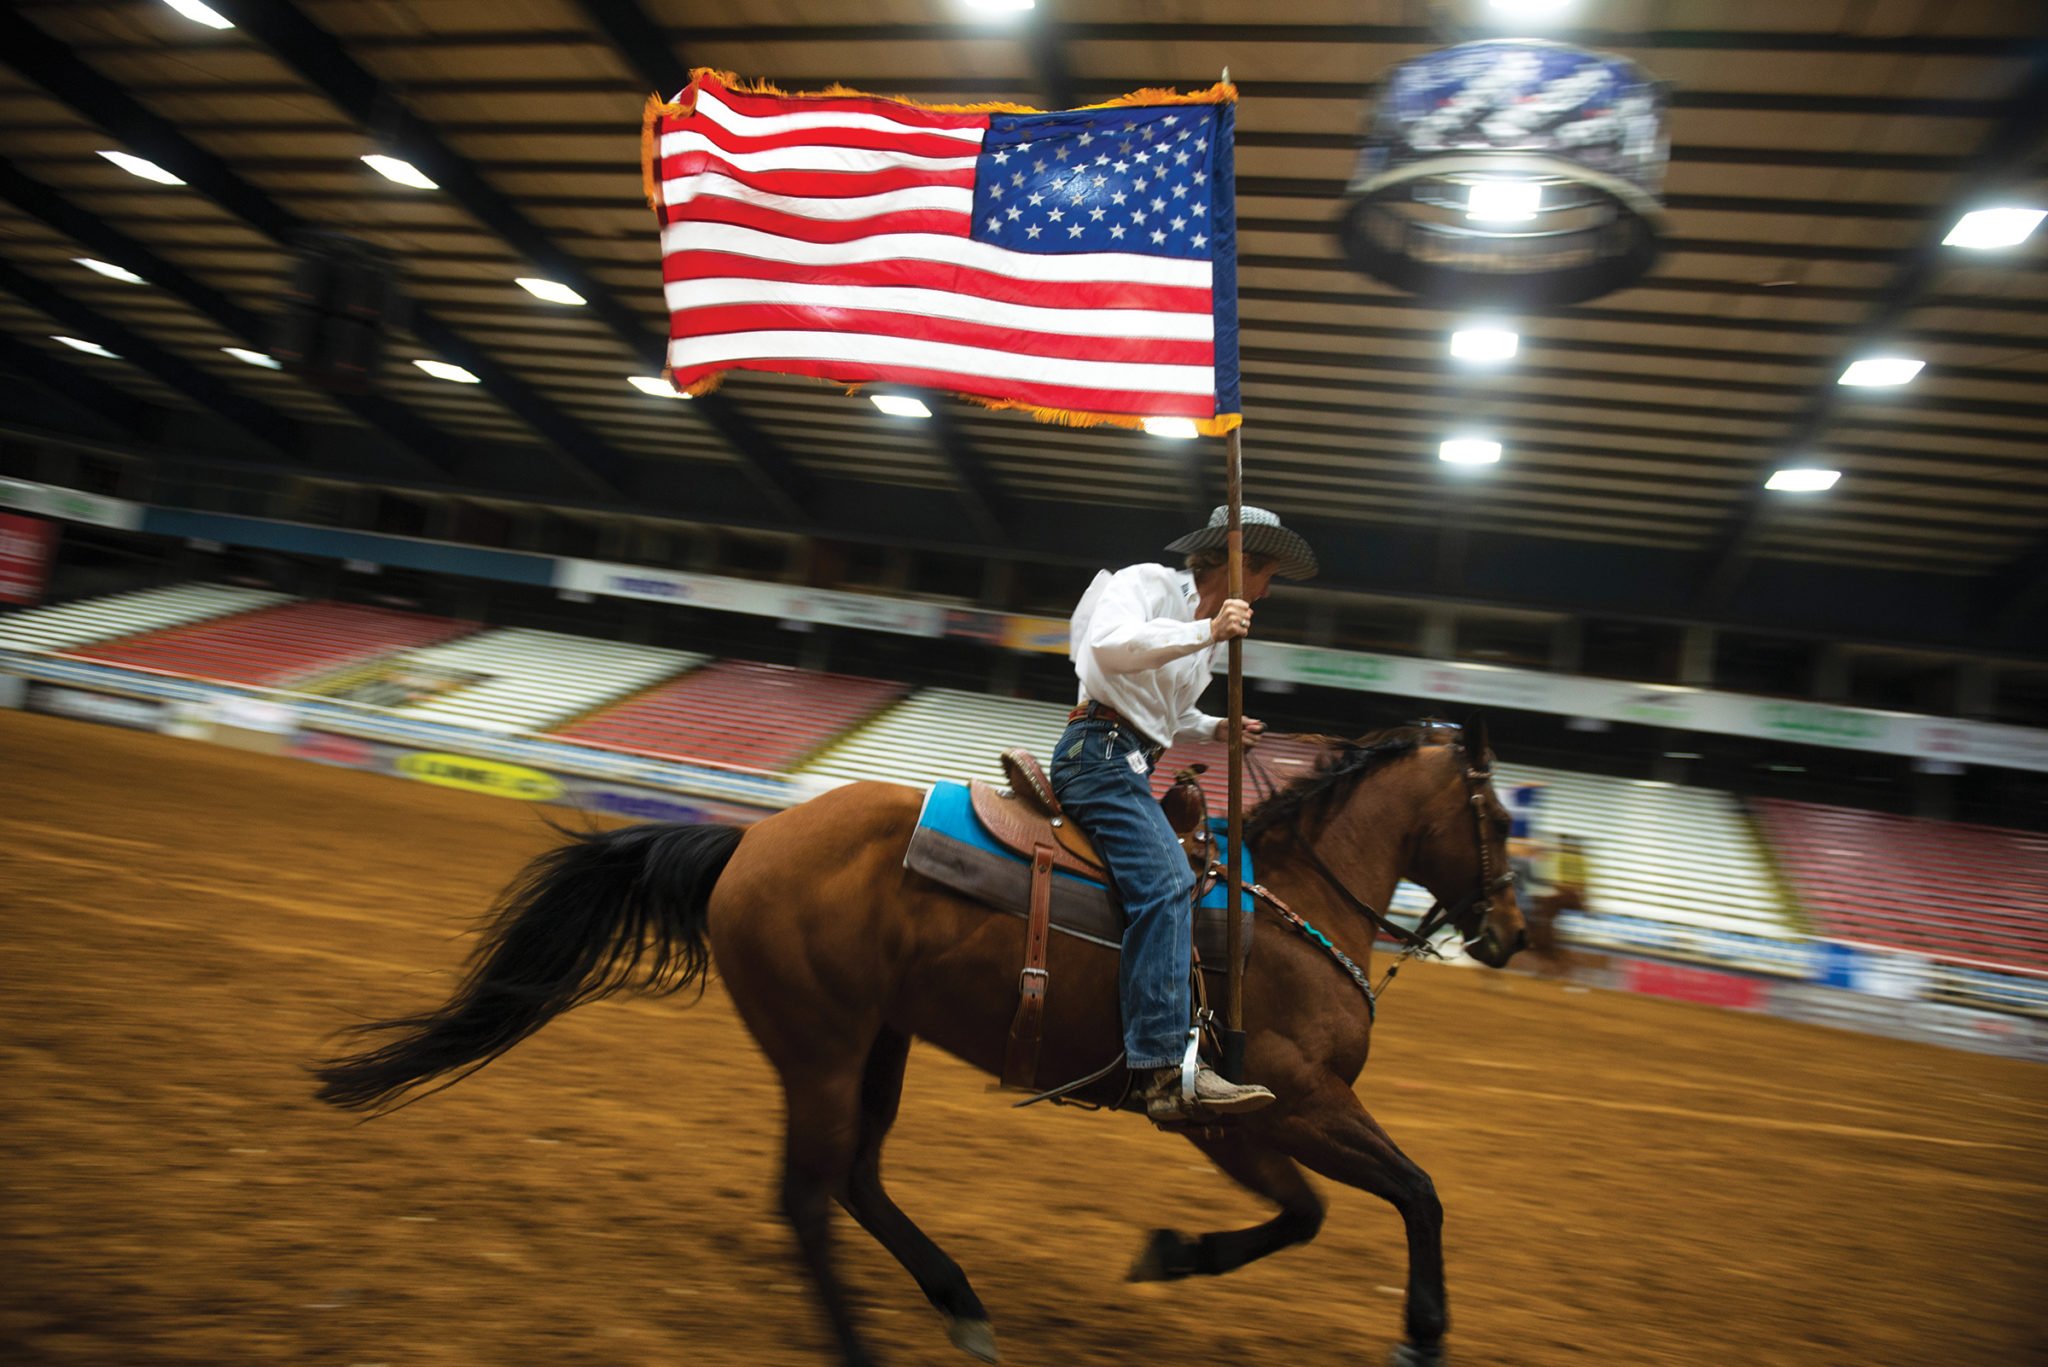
[395,752,563,802]
[1000,614,1072,654]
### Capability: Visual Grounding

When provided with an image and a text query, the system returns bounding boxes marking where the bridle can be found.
[1410,732,1518,954]
[1247,723,1514,970]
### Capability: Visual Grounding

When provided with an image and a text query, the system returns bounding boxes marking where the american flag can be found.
[647,72,1240,428]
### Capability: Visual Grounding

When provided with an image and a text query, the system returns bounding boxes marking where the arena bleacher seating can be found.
[65,600,474,688]
[0,583,290,653]
[1754,799,2048,969]
[21,585,2044,976]
[382,629,702,734]
[554,658,907,771]
[1509,764,1797,940]
[1151,732,1331,806]
[800,687,1070,788]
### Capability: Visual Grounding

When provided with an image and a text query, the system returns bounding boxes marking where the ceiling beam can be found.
[1693,45,2048,611]
[1980,538,2048,649]
[1024,10,1078,111]
[0,158,461,481]
[204,0,812,520]
[573,0,691,97]
[0,331,160,447]
[925,396,1011,546]
[74,70,2020,121]
[0,6,638,501]
[218,22,2026,61]
[0,258,301,458]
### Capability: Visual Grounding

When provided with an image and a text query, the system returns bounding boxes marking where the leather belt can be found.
[1066,700,1164,755]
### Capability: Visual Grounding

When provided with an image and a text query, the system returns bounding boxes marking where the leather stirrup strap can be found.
[1002,843,1057,1090]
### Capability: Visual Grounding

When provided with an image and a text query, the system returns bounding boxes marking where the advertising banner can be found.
[25,683,165,731]
[1623,959,1768,1011]
[0,478,144,531]
[1355,41,1668,199]
[285,726,780,827]
[395,751,565,801]
[0,513,57,605]
[554,559,945,638]
[999,615,1073,654]
[1237,641,2047,774]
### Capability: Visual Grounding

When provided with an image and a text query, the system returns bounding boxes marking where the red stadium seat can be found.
[1753,798,2048,970]
[65,600,476,688]
[550,659,907,772]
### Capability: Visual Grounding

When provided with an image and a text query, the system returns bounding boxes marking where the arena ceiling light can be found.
[516,277,586,306]
[1942,206,2045,250]
[1449,326,1519,362]
[1142,417,1200,439]
[52,335,120,359]
[161,0,233,28]
[222,347,282,369]
[1488,0,1576,18]
[961,0,1035,12]
[870,394,932,418]
[1837,357,1924,387]
[1464,180,1541,223]
[627,375,687,397]
[361,154,438,190]
[98,150,185,186]
[1765,467,1840,492]
[75,257,145,284]
[413,358,480,384]
[1439,437,1502,465]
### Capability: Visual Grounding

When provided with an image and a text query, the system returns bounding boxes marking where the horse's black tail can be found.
[313,822,744,1113]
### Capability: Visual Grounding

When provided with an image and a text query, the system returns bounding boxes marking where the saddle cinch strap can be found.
[986,748,1211,1090]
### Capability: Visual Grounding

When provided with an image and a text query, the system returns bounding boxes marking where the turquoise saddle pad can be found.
[903,780,1254,963]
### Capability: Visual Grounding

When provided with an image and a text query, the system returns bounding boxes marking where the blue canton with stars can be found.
[970,106,1224,261]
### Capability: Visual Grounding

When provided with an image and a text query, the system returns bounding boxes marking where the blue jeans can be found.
[1049,717,1194,1070]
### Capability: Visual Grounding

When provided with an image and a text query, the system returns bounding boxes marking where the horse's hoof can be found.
[1389,1341,1445,1367]
[1126,1228,1192,1282]
[943,1314,999,1364]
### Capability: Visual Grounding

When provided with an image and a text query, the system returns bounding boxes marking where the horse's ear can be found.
[1467,711,1492,767]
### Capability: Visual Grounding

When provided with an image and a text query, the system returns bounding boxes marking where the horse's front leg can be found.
[1277,1079,1448,1366]
[1127,1130,1325,1282]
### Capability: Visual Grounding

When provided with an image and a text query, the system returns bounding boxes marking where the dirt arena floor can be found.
[3,709,2046,1367]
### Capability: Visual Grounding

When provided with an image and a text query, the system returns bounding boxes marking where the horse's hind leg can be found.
[835,1028,996,1361]
[1128,1131,1324,1282]
[779,1059,880,1367]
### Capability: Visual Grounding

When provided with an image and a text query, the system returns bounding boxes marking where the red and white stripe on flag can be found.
[644,71,1240,431]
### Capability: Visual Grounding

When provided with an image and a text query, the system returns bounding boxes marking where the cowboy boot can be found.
[1134,1065,1275,1124]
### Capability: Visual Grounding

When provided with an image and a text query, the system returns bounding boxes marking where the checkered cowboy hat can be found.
[1166,505,1319,581]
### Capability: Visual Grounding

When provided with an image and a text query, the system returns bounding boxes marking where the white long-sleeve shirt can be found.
[1069,563,1220,749]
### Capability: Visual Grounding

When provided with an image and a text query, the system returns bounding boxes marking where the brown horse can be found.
[315,722,1527,1367]
[1523,884,1587,978]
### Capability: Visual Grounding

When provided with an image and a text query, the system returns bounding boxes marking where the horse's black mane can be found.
[1244,724,1446,840]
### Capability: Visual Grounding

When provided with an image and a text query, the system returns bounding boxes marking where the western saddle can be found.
[973,748,1210,1090]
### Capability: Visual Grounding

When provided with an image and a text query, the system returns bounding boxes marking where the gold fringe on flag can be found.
[694,69,1238,114]
[641,92,687,211]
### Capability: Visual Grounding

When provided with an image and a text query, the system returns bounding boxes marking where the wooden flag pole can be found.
[1221,424,1248,1084]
